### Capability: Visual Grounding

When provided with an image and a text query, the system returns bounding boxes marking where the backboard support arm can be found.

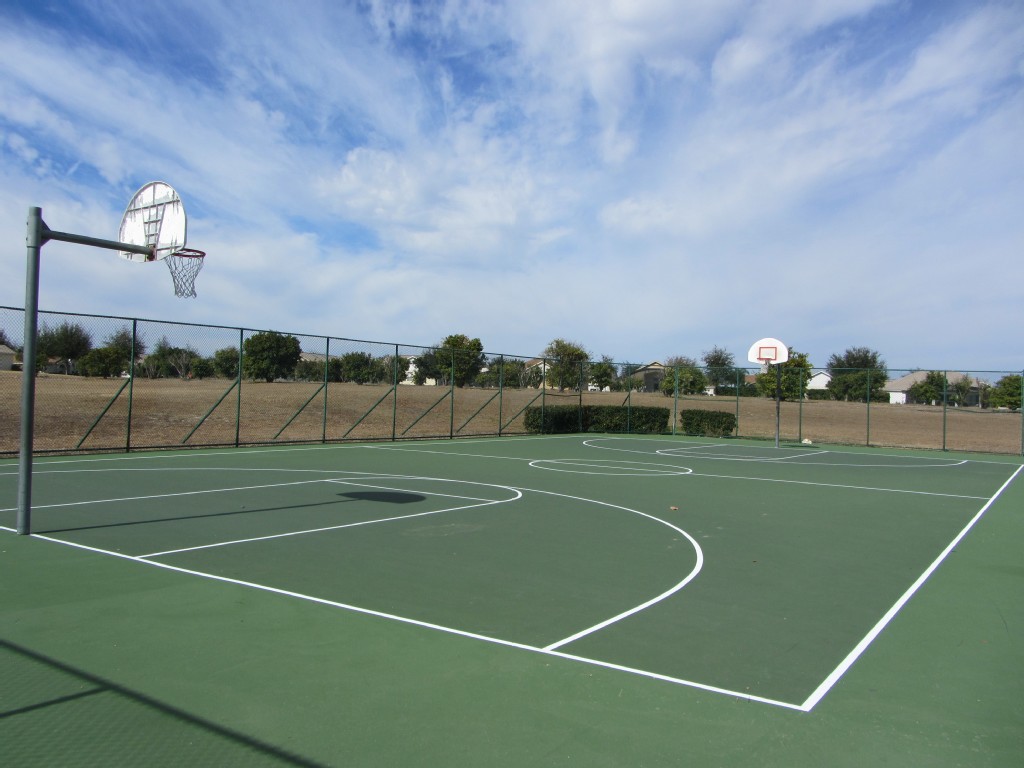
[17,207,154,535]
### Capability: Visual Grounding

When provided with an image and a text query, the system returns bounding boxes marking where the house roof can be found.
[884,371,977,392]
[0,344,14,355]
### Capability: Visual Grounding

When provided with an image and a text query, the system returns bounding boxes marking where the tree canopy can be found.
[990,374,1022,410]
[755,349,813,400]
[243,331,302,382]
[702,346,742,394]
[37,321,92,373]
[660,356,707,396]
[543,338,590,391]
[826,347,888,402]
[414,334,485,387]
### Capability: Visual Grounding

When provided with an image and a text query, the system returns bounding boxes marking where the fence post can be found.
[498,355,505,437]
[449,349,455,439]
[235,329,243,447]
[391,344,399,442]
[126,318,138,452]
[866,370,872,446]
[797,367,804,444]
[578,361,584,433]
[672,365,679,436]
[322,338,331,443]
[942,371,948,451]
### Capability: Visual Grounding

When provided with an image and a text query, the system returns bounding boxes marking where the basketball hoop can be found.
[166,248,205,298]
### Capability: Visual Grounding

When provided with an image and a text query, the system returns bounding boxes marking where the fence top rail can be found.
[2,305,1020,375]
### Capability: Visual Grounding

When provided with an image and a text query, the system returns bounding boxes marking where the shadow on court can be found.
[38,491,428,534]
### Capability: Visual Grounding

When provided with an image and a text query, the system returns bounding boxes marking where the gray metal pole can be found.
[17,208,44,534]
[16,208,153,535]
[774,363,781,448]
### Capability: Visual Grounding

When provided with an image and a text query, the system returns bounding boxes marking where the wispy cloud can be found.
[1,0,1021,370]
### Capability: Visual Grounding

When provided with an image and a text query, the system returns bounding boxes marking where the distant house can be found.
[625,362,665,393]
[884,371,983,406]
[806,371,831,391]
[0,344,14,371]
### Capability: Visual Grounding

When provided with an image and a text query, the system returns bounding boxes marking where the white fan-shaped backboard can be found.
[118,181,187,262]
[747,337,789,365]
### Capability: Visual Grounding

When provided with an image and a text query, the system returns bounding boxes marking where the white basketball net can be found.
[166,249,205,298]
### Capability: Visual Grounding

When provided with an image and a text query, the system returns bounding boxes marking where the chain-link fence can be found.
[2,306,1021,456]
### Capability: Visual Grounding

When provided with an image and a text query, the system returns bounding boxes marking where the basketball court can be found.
[5,187,1022,765]
[3,434,1022,765]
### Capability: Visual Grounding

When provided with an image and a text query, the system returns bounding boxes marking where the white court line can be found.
[685,470,989,500]
[800,462,1024,711]
[0,477,342,513]
[138,478,520,557]
[142,494,519,558]
[23,530,800,711]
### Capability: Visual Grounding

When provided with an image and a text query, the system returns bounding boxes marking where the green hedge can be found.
[524,405,670,434]
[676,409,737,437]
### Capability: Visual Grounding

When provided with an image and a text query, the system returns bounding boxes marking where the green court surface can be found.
[2,435,1022,766]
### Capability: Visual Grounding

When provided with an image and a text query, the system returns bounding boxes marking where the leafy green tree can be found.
[543,338,589,391]
[242,331,302,382]
[907,371,945,405]
[590,356,617,392]
[702,346,740,394]
[37,321,92,373]
[437,334,486,387]
[755,349,813,400]
[78,347,124,378]
[105,326,145,366]
[826,347,888,402]
[165,345,200,379]
[412,348,440,385]
[948,374,975,407]
[339,351,377,383]
[660,356,707,396]
[989,374,1022,410]
[213,347,240,378]
[191,356,215,379]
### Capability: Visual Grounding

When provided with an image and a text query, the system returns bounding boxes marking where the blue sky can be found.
[1,0,1022,371]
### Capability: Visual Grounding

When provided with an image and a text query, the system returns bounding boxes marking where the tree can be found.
[826,347,888,403]
[338,351,377,384]
[702,346,740,394]
[106,326,145,364]
[213,347,240,379]
[755,349,813,400]
[78,347,125,378]
[990,374,1022,410]
[242,331,301,382]
[589,356,617,392]
[37,321,92,373]
[543,338,589,391]
[907,371,946,405]
[437,334,486,387]
[660,356,707,396]
[166,345,200,379]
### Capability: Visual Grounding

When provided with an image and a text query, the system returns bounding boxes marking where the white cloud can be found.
[0,0,1021,371]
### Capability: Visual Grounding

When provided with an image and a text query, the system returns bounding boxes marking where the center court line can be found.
[364,445,988,499]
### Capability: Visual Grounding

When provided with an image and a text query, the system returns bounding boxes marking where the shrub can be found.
[524,405,669,434]
[676,409,737,437]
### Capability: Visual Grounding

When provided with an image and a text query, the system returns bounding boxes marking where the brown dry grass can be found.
[0,371,1020,455]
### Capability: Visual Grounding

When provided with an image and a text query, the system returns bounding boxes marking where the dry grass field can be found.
[1,371,1020,455]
